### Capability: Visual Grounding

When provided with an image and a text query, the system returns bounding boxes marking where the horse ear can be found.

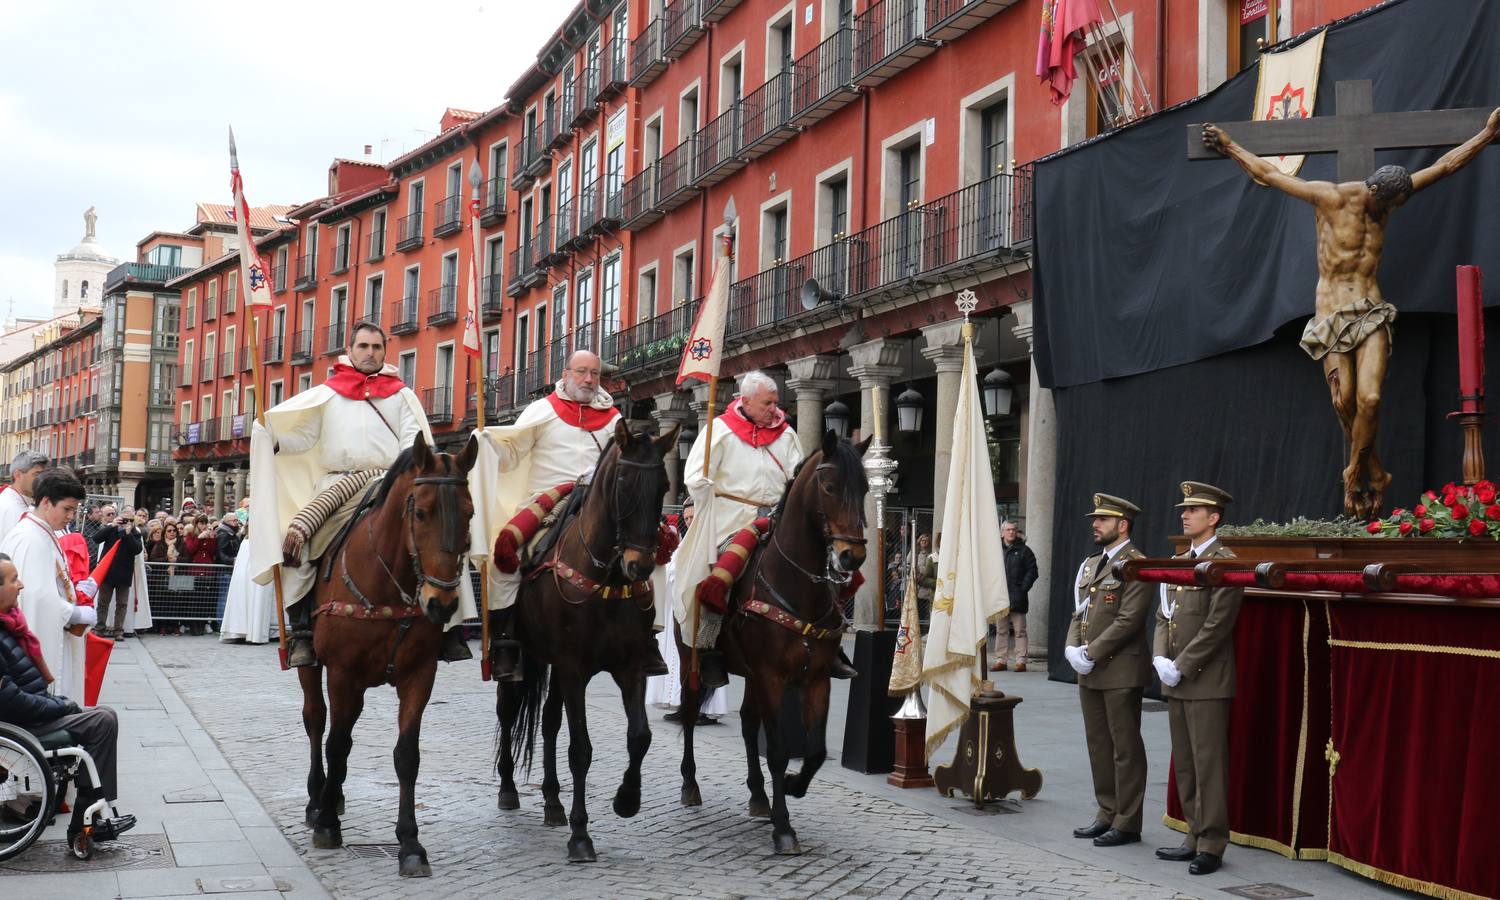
[822,429,840,457]
[457,434,479,472]
[614,417,632,449]
[653,424,681,456]
[412,431,433,470]
[854,434,873,458]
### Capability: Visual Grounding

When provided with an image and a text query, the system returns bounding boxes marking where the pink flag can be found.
[1036,0,1102,105]
[228,128,273,308]
[463,160,483,359]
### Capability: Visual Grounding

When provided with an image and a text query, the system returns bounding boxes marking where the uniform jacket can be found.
[1066,540,1151,689]
[1153,538,1243,700]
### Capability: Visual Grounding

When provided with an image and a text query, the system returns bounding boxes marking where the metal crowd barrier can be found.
[143,561,234,623]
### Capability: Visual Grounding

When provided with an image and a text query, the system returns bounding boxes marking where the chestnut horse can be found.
[676,430,870,855]
[296,433,477,877]
[495,420,678,862]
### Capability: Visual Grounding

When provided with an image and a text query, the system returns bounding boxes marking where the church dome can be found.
[62,234,114,263]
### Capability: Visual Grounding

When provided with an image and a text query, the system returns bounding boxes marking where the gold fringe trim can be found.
[1326,851,1493,900]
[1327,639,1500,660]
[1159,814,1301,860]
[1289,600,1311,850]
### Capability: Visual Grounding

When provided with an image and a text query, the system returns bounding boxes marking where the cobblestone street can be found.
[146,635,1190,900]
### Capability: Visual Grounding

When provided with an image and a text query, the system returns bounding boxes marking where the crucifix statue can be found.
[1191,80,1500,517]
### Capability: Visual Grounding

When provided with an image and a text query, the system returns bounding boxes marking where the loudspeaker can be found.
[840,630,901,774]
[800,278,843,311]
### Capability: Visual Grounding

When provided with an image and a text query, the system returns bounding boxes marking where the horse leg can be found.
[393,661,437,877]
[785,677,829,800]
[495,682,521,811]
[753,676,800,855]
[740,691,770,818]
[312,667,364,850]
[540,682,566,827]
[298,665,326,827]
[678,635,703,807]
[610,669,651,819]
[561,674,596,863]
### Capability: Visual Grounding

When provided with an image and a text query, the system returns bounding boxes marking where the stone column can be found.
[689,379,735,435]
[233,464,250,507]
[172,465,187,512]
[208,470,225,518]
[1012,300,1054,663]
[921,321,981,530]
[846,338,903,630]
[652,391,695,504]
[784,355,837,457]
[190,468,206,513]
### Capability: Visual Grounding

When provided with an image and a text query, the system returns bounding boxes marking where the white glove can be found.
[1153,655,1182,687]
[1064,645,1095,675]
[74,578,98,602]
[68,604,98,627]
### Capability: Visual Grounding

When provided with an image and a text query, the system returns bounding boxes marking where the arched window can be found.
[81,280,89,299]
[62,280,68,298]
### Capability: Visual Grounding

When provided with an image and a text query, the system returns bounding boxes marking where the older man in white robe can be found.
[0,450,49,541]
[0,467,94,702]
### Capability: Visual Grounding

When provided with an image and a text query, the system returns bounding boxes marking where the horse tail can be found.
[503,659,550,778]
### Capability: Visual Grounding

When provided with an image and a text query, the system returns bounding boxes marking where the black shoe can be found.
[830,648,858,680]
[1188,852,1222,875]
[1073,821,1111,839]
[662,710,684,723]
[695,714,720,726]
[440,627,474,662]
[90,813,137,842]
[489,640,523,683]
[287,635,317,668]
[642,640,669,677]
[698,650,729,690]
[1092,828,1140,847]
[1155,844,1196,861]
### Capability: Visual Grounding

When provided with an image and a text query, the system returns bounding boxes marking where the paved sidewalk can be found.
[0,636,331,900]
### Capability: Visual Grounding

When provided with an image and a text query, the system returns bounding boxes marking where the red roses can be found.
[1370,481,1500,541]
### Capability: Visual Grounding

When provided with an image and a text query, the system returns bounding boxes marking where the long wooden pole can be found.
[249,307,290,670]
[471,161,492,681]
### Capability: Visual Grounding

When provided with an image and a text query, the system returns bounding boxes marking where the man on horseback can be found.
[673,372,855,688]
[248,322,473,667]
[478,350,668,680]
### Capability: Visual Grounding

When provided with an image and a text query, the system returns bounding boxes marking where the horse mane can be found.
[370,447,416,510]
[773,438,868,524]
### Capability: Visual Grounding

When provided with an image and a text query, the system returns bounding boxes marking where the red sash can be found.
[547,393,620,431]
[324,363,406,400]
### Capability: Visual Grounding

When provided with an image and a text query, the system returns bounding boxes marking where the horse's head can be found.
[406,432,478,625]
[807,429,873,578]
[600,418,678,583]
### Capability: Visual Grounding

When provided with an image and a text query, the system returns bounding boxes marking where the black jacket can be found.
[0,627,77,726]
[215,524,242,566]
[1002,539,1040,615]
[95,524,144,587]
[82,518,104,566]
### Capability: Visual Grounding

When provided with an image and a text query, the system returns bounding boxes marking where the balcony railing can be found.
[854,0,936,86]
[294,253,317,290]
[396,211,424,251]
[203,297,218,322]
[480,178,508,225]
[700,0,742,23]
[367,228,387,261]
[427,284,458,324]
[692,104,742,187]
[629,18,666,88]
[600,41,628,98]
[219,351,236,377]
[925,0,1019,43]
[661,0,703,60]
[656,136,700,213]
[521,348,547,397]
[791,27,858,126]
[272,263,288,292]
[622,163,661,229]
[481,274,505,321]
[466,374,515,423]
[738,70,795,159]
[422,387,454,425]
[291,329,315,363]
[609,299,701,374]
[324,322,347,355]
[330,240,352,274]
[512,130,544,190]
[506,244,533,296]
[554,93,577,148]
[571,68,600,128]
[390,295,420,334]
[532,218,559,267]
[263,336,285,364]
[103,261,193,292]
[555,199,577,251]
[578,179,602,235]
[433,195,463,237]
[242,348,253,372]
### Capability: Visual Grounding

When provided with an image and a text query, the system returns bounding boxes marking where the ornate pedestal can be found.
[932,686,1043,807]
[886,716,935,788]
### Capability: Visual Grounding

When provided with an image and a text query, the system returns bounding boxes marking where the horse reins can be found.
[546,447,661,610]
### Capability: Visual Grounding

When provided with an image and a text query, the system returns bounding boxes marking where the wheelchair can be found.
[0,720,130,861]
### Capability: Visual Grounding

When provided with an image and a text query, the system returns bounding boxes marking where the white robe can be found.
[220,539,273,643]
[0,514,86,703]
[0,486,31,543]
[467,389,620,611]
[645,557,729,714]
[671,417,802,627]
[121,554,153,633]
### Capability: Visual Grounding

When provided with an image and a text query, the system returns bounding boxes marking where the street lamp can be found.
[982,367,1014,418]
[823,399,851,438]
[677,423,697,459]
[895,385,924,433]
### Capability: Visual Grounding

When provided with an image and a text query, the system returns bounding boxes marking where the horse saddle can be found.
[319,477,386,584]
[520,479,590,580]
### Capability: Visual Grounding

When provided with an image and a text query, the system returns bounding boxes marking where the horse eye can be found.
[414,509,426,522]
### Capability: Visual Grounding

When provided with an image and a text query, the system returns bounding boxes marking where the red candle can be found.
[1456,265,1485,413]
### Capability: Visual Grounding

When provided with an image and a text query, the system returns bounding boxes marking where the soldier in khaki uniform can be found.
[1064,494,1151,847]
[1152,481,1242,876]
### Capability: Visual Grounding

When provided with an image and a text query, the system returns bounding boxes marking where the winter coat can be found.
[1002,539,1040,615]
[214,524,242,566]
[95,523,144,586]
[183,531,218,567]
[0,627,78,727]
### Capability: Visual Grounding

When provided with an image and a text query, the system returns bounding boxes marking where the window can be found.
[181,401,192,427]
[270,379,284,407]
[369,209,387,258]
[184,338,194,383]
[331,286,348,346]
[205,278,218,320]
[272,306,286,343]
[762,201,789,268]
[225,271,238,314]
[672,246,695,305]
[203,332,217,376]
[398,351,416,387]
[644,116,663,165]
[679,86,699,142]
[403,266,420,306]
[201,395,213,421]
[435,344,454,391]
[575,270,594,330]
[581,138,599,201]
[243,385,256,420]
[335,223,352,270]
[364,275,383,324]
[484,329,501,378]
[222,389,235,419]
[719,50,743,113]
[62,280,68,299]
[185,287,198,329]
[298,373,311,394]
[225,325,236,373]
[147,244,182,267]
[408,179,424,216]
[275,246,289,289]
[769,10,794,76]
[605,142,623,207]
[440,253,458,312]
[601,255,621,337]
[1230,0,1276,74]
[488,143,508,195]
[557,159,573,213]
[80,280,88,299]
[981,103,1007,179]
[304,226,319,270]
[638,266,658,320]
[899,144,922,209]
[552,284,567,338]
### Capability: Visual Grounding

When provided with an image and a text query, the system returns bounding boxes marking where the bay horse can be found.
[496,420,678,863]
[676,429,871,855]
[297,432,477,877]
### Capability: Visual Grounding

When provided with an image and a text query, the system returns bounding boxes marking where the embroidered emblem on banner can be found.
[1252,28,1328,177]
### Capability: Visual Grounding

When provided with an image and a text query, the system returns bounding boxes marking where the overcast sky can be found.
[0,1,564,321]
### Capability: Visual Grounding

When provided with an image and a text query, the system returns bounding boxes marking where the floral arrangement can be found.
[1367,481,1500,540]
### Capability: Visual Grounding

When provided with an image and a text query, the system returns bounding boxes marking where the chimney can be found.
[364,144,373,159]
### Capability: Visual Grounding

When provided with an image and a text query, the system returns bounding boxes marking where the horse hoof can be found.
[311,826,342,850]
[304,806,319,828]
[785,771,809,800]
[337,799,345,816]
[567,836,597,863]
[680,785,702,807]
[773,832,803,856]
[497,789,520,811]
[748,796,771,818]
[543,805,567,827]
[398,854,432,878]
[612,788,641,819]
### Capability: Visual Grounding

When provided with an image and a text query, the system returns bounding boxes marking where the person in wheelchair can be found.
[0,552,135,850]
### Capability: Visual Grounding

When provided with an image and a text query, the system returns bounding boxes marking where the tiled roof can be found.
[194,202,297,231]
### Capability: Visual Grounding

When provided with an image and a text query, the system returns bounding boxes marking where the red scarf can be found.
[324,363,406,400]
[547,392,620,431]
[718,398,789,448]
[0,606,52,684]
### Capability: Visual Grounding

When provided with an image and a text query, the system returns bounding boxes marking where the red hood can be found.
[324,363,406,400]
[547,392,621,431]
[718,398,789,448]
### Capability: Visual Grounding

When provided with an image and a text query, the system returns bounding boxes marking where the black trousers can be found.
[33,706,119,801]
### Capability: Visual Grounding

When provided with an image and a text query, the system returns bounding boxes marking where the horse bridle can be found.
[574,450,662,579]
[343,473,470,611]
[769,460,866,587]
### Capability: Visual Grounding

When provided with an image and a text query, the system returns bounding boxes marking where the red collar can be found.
[324,363,406,400]
[718,398,789,448]
[547,392,620,431]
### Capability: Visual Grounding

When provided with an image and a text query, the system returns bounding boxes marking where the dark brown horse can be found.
[676,430,871,855]
[496,420,678,862]
[297,432,477,877]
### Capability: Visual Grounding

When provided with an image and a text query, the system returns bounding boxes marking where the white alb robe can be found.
[670,416,802,627]
[0,486,31,543]
[0,514,86,702]
[220,539,273,643]
[645,556,729,714]
[468,388,620,611]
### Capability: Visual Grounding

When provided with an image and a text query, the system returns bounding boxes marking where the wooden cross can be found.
[1187,79,1493,182]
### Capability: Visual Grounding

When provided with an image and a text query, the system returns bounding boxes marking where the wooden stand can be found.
[1459,412,1486,485]
[887,716,934,788]
[932,685,1043,807]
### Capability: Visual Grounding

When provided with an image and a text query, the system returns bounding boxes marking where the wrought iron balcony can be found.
[521,126,552,182]
[219,351,236,377]
[390,295,420,335]
[433,195,463,237]
[629,18,666,88]
[555,199,578,251]
[422,387,453,425]
[481,274,505,321]
[622,163,661,230]
[427,284,458,325]
[609,298,701,374]
[466,373,516,423]
[521,348,547,397]
[396,211,424,251]
[854,0,937,86]
[480,178,508,225]
[271,263,288,293]
[533,218,561,267]
[692,104,743,188]
[323,322,347,355]
[291,329,315,364]
[203,297,218,322]
[294,253,317,290]
[661,0,703,60]
[263,336,285,364]
[103,261,193,292]
[330,240,352,275]
[241,349,253,372]
[925,0,1020,43]
[791,27,858,126]
[200,358,215,382]
[553,92,577,148]
[656,136,700,214]
[572,67,600,128]
[700,0,741,23]
[599,42,627,99]
[739,70,796,160]
[367,229,387,261]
